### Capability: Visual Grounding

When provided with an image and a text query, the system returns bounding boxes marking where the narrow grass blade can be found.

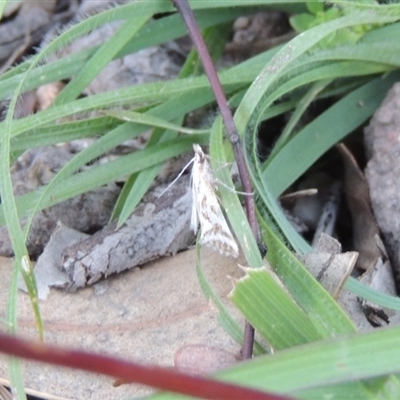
[54,12,155,104]
[104,110,208,135]
[263,73,400,197]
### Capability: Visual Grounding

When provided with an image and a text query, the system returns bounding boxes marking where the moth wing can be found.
[201,226,239,258]
[198,192,239,258]
[191,144,239,258]
[190,158,201,232]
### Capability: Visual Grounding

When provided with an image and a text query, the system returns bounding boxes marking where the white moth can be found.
[190,144,239,258]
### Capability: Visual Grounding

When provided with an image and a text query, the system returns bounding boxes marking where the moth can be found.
[190,144,239,258]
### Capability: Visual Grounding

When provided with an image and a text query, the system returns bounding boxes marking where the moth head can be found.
[193,144,205,163]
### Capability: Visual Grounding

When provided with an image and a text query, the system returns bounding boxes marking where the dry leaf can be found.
[337,143,381,271]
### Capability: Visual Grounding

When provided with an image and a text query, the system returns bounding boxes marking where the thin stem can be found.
[242,321,256,360]
[172,0,266,359]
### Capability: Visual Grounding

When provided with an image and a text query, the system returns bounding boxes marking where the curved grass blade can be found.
[234,7,400,138]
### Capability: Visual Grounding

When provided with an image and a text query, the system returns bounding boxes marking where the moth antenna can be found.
[158,156,195,198]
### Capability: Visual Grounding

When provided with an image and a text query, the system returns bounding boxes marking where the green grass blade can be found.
[260,216,356,336]
[54,12,154,104]
[230,268,322,350]
[263,73,400,198]
[0,0,9,20]
[112,22,231,224]
[7,358,26,400]
[111,91,215,224]
[209,118,263,268]
[103,110,208,135]
[269,78,333,157]
[114,127,178,226]
[2,69,43,343]
[214,326,400,396]
[235,7,400,137]
[346,278,400,312]
[0,135,208,227]
[0,7,253,102]
[147,325,400,400]
[11,117,120,152]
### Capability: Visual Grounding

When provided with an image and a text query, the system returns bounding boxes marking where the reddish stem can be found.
[0,332,291,400]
